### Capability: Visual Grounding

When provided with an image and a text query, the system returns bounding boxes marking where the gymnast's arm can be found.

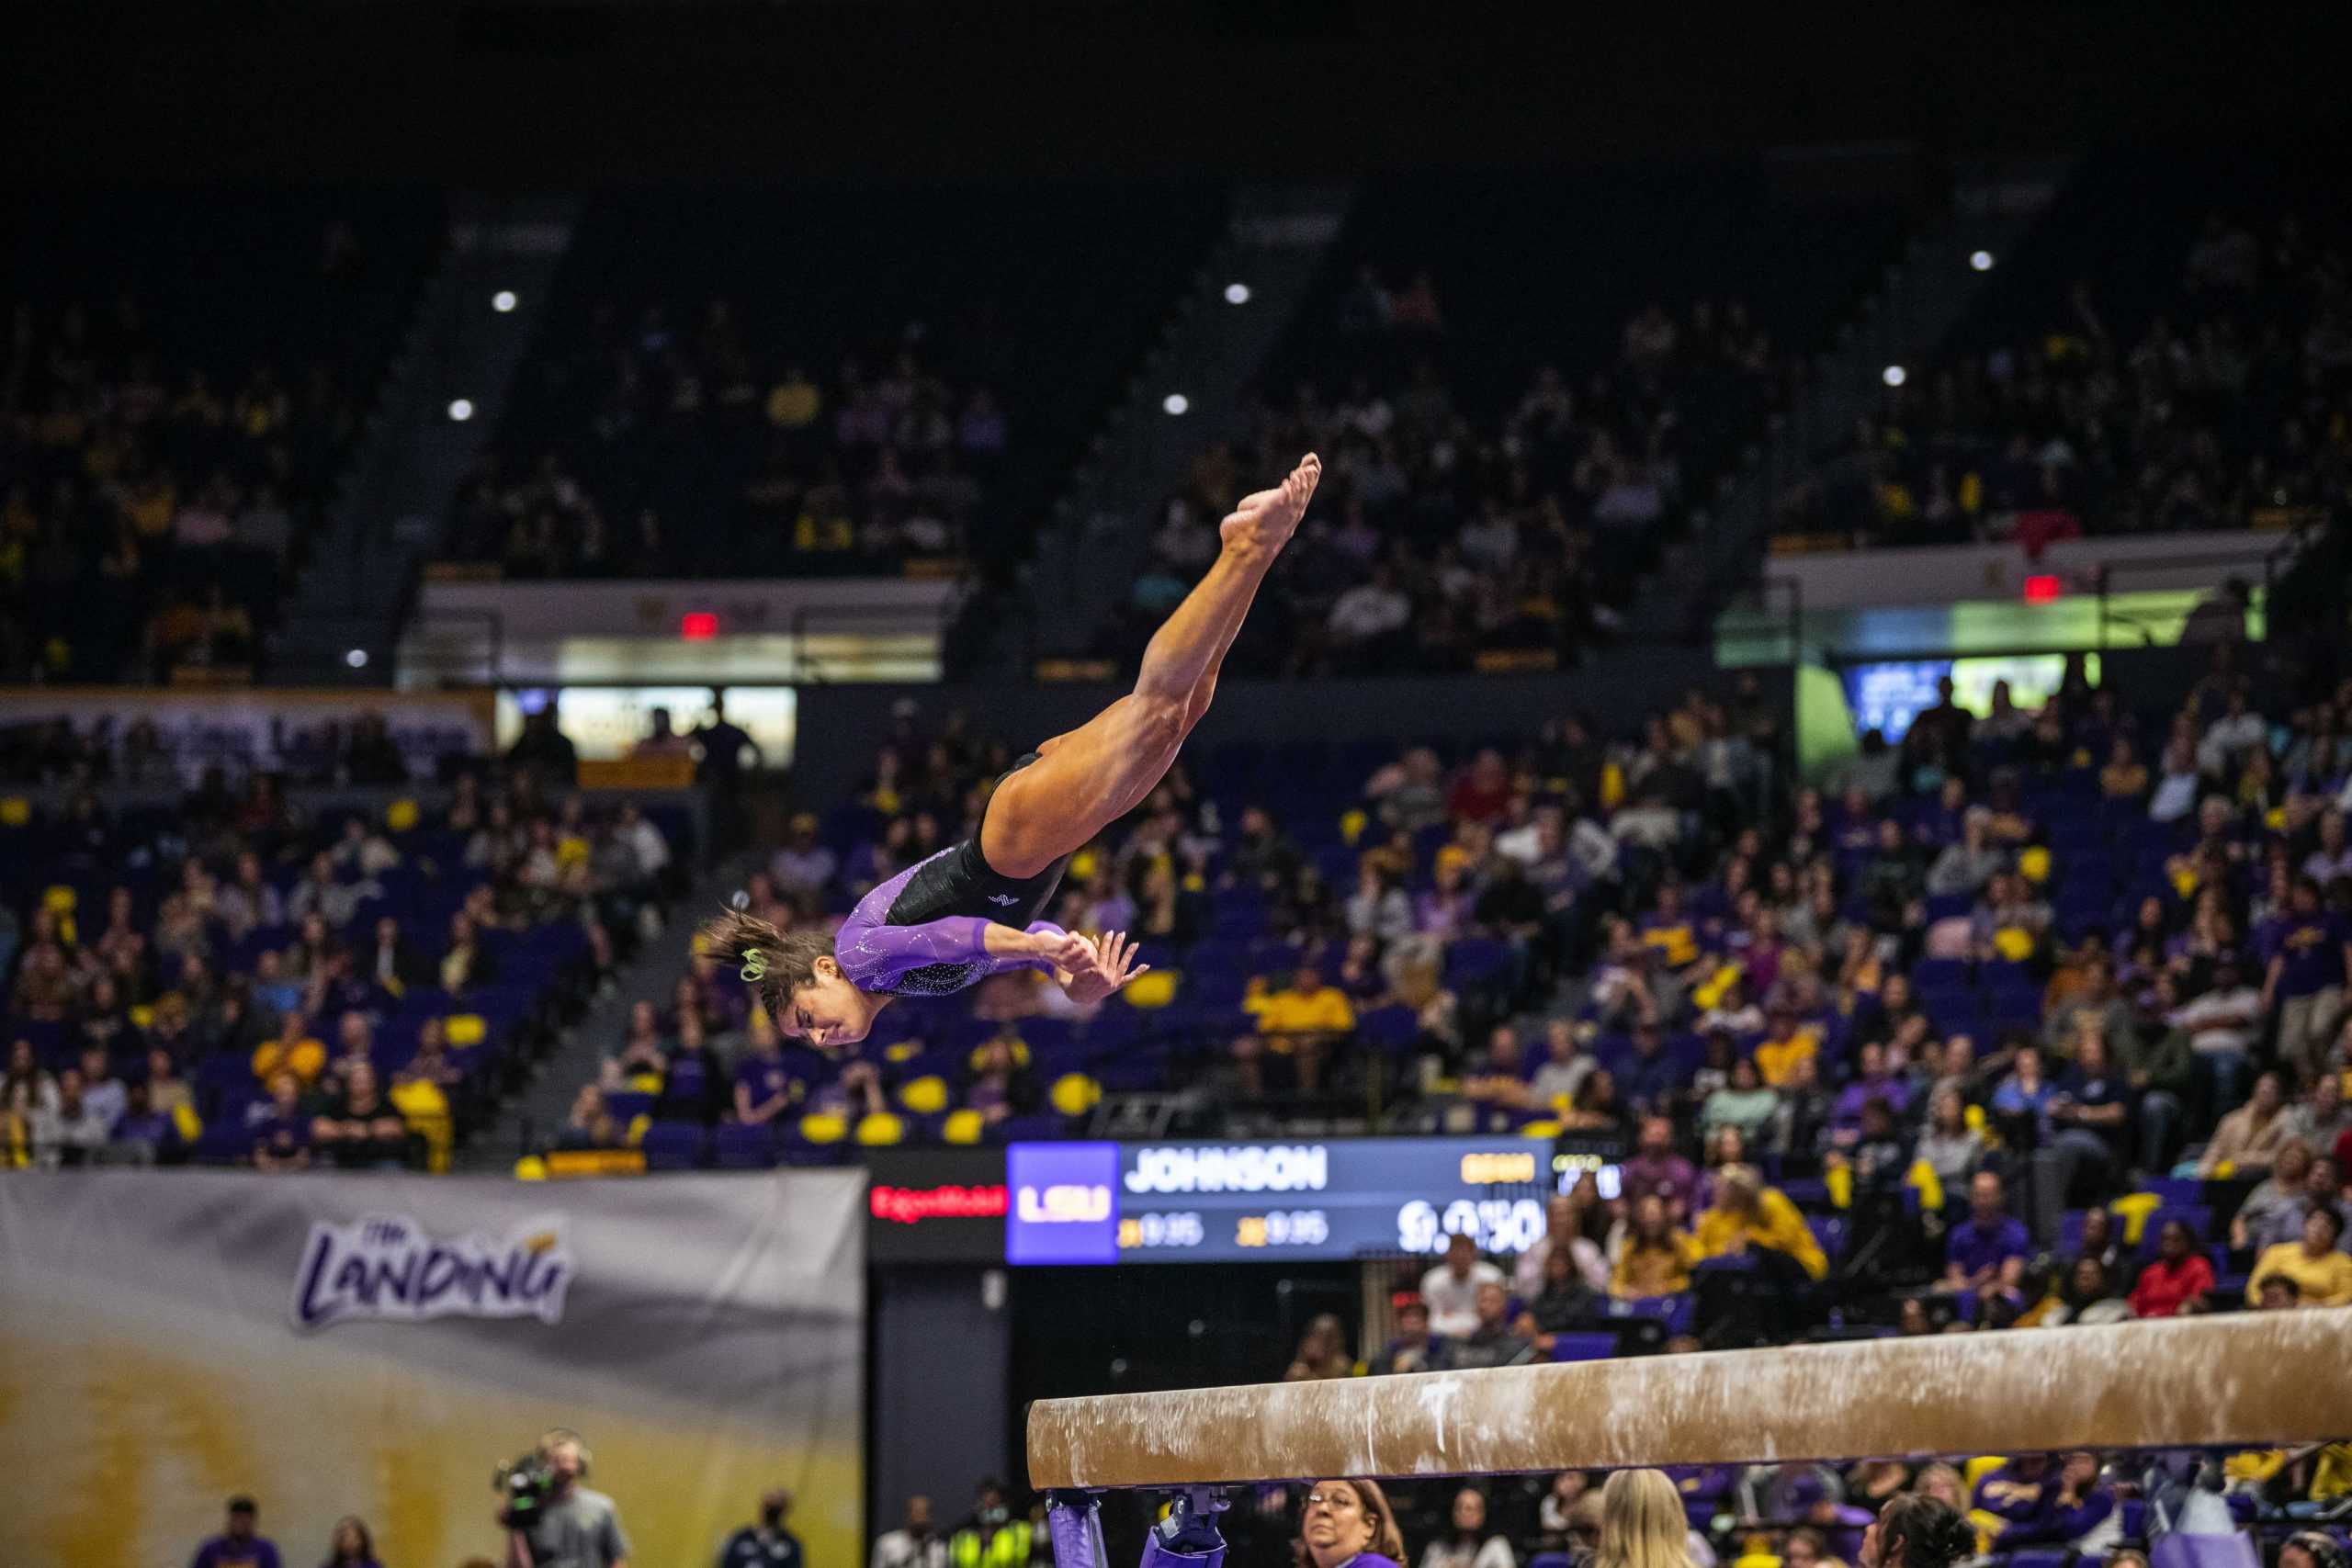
[835,912,1097,985]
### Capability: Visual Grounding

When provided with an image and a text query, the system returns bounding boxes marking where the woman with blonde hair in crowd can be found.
[1593,1469,1696,1568]
[1296,1479,1408,1568]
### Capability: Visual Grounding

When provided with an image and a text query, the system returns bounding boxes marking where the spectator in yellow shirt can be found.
[1693,1163,1827,1280]
[1754,1006,1819,1088]
[2247,1206,2352,1307]
[1611,1193,1702,1298]
[1236,964,1354,1098]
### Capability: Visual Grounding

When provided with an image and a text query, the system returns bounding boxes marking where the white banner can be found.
[0,1170,864,1568]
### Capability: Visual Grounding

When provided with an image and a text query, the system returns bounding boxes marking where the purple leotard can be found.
[835,839,1073,996]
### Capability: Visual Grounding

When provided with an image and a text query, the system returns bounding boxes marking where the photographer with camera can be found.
[496,1427,631,1568]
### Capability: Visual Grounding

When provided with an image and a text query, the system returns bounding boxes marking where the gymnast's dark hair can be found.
[700,908,835,1020]
[1880,1495,1974,1568]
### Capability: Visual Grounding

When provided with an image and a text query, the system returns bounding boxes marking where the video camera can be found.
[495,1450,561,1528]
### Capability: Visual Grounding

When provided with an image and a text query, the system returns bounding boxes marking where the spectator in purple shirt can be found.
[1619,1115,1699,1223]
[1833,1042,1912,1133]
[732,1016,798,1127]
[1619,1021,1689,1116]
[2262,877,2352,1084]
[190,1495,283,1568]
[249,1072,312,1173]
[1942,1169,2029,1308]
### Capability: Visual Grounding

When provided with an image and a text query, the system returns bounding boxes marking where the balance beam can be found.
[1028,1309,2352,1488]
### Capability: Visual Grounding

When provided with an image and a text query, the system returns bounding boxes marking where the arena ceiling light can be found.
[1970,250,1996,271]
[1881,365,1907,388]
[1224,282,1251,305]
[345,649,369,669]
[492,289,518,312]
[1162,392,1190,415]
[448,398,475,422]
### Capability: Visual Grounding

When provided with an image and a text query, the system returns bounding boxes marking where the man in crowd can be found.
[1437,1280,1533,1371]
[1372,1297,1445,1374]
[1620,1114,1699,1222]
[189,1495,282,1568]
[719,1488,804,1568]
[1418,1231,1505,1338]
[1943,1170,2030,1311]
[504,1428,629,1568]
[871,1495,947,1568]
[949,1480,1027,1568]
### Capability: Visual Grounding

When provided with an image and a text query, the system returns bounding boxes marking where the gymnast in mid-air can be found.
[706,453,1322,1046]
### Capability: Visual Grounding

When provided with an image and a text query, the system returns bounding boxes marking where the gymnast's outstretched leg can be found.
[981,453,1320,879]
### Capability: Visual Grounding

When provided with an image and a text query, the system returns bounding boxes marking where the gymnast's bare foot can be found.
[1219,453,1321,556]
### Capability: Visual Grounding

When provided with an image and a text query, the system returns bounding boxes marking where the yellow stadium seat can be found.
[514,1156,549,1180]
[942,1110,984,1145]
[1993,928,2035,962]
[445,1014,486,1046]
[2111,1190,2162,1245]
[129,1005,154,1030]
[1963,1455,2007,1491]
[798,1111,847,1145]
[1123,970,1177,1010]
[899,1075,950,1115]
[887,1040,923,1065]
[2018,846,2051,885]
[1049,1074,1102,1118]
[385,797,420,831]
[0,797,29,827]
[1340,807,1368,846]
[43,885,75,913]
[1906,1158,1945,1213]
[625,1114,650,1146]
[391,1078,454,1173]
[855,1112,907,1146]
[1520,1119,1563,1139]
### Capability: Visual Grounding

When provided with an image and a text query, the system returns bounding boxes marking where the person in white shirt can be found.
[2170,955,2264,1059]
[2148,737,2204,824]
[2305,809,2352,886]
[619,803,672,881]
[1420,1487,1517,1568]
[1328,567,1412,648]
[1418,1232,1506,1338]
[1526,1020,1598,1111]
[2198,689,2268,775]
[870,1496,949,1568]
[1512,1190,1610,1299]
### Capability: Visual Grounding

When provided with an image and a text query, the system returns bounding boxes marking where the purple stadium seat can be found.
[2152,1533,2259,1568]
[1550,1332,1616,1362]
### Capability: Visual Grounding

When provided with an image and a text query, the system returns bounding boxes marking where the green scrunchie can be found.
[740,951,769,984]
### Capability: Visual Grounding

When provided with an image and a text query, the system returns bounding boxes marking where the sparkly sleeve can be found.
[834,913,1000,989]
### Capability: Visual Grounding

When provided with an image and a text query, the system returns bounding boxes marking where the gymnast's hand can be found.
[1059,930,1151,1006]
[1031,928,1102,976]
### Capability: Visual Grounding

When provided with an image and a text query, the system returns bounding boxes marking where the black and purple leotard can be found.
[835,751,1075,996]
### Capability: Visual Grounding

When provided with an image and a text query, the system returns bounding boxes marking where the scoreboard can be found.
[1004,1136,1603,1266]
